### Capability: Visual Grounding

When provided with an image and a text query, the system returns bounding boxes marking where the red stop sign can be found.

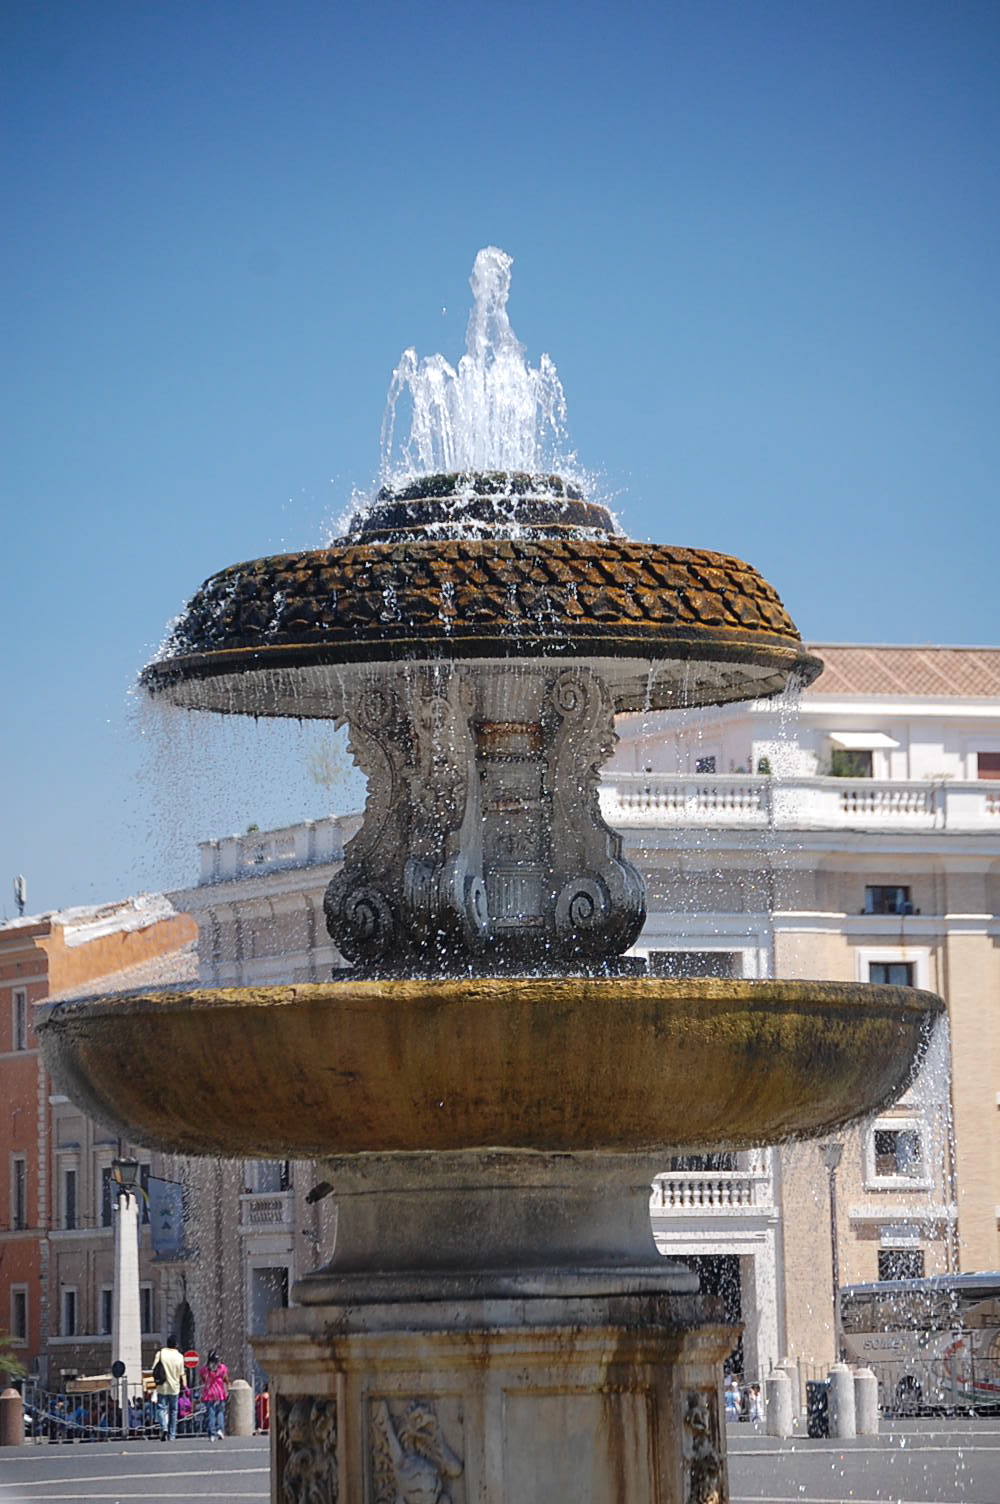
[184,1350,199,1368]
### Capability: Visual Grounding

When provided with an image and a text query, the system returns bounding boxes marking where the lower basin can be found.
[37,976,943,1159]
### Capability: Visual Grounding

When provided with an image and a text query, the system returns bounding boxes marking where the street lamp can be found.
[110,1158,143,1429]
[819,1142,844,1362]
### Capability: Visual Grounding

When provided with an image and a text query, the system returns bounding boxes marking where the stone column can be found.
[111,1191,143,1405]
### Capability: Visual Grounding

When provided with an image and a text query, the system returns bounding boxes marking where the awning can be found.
[828,731,899,750]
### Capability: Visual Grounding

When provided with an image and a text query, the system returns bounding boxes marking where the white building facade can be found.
[176,644,1000,1382]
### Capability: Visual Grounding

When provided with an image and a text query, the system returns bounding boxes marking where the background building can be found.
[0,898,196,1385]
[6,642,998,1391]
[172,642,1000,1383]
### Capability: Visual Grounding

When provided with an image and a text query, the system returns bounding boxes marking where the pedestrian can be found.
[749,1382,764,1424]
[152,1333,187,1441]
[724,1374,742,1421]
[198,1348,230,1441]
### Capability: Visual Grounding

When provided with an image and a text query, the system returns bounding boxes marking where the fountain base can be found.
[256,1287,734,1504]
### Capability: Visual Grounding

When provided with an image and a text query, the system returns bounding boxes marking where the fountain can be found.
[39,249,943,1502]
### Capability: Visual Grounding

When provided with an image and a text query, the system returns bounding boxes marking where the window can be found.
[648,951,740,979]
[63,1167,78,1230]
[869,961,915,986]
[250,1159,291,1193]
[140,1284,154,1334]
[668,1153,738,1172]
[878,1248,925,1281]
[100,1286,113,1336]
[101,1166,115,1227]
[874,1127,924,1178]
[61,1287,77,1337]
[695,756,716,773]
[11,1287,28,1343]
[830,748,872,777]
[11,1156,27,1230]
[13,988,28,1051]
[865,886,913,916]
[977,752,1000,781]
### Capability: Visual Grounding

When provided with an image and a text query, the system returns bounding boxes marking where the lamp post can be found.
[819,1142,844,1362]
[110,1158,143,1429]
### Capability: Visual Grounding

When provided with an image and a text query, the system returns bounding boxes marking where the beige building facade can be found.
[11,644,995,1394]
[175,643,999,1385]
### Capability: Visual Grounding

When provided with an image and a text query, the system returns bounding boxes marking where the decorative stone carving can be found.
[401,669,487,962]
[277,1395,338,1504]
[683,1389,724,1504]
[324,669,487,971]
[324,662,648,975]
[370,1396,463,1504]
[323,683,407,966]
[547,668,646,962]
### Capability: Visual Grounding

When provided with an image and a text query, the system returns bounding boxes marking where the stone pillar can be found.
[0,1389,24,1447]
[828,1363,856,1439]
[111,1191,143,1404]
[764,1370,792,1438]
[854,1367,879,1436]
[740,1239,780,1380]
[229,1378,254,1437]
[777,1357,802,1419]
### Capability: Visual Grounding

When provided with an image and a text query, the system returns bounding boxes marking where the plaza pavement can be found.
[0,1419,998,1502]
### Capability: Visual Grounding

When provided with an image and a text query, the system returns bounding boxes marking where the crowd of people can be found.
[33,1337,234,1443]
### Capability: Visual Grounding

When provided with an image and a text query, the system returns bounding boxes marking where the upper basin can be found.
[37,976,943,1160]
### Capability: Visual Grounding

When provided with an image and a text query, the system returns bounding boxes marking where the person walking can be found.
[197,1349,230,1440]
[152,1333,187,1441]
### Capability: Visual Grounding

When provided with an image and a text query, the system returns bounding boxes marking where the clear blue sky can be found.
[2,0,998,915]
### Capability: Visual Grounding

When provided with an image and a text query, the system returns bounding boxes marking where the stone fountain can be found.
[39,250,943,1502]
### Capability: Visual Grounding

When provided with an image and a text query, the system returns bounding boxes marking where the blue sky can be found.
[2,0,998,915]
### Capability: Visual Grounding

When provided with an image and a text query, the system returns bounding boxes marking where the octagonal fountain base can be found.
[256,1287,733,1504]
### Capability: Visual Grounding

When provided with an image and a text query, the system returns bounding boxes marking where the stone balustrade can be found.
[651,1171,772,1212]
[602,774,1000,832]
[198,818,350,884]
[239,1190,294,1234]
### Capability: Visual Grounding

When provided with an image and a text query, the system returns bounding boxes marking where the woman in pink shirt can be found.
[198,1350,230,1440]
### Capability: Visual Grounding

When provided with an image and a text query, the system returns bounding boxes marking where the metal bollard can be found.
[765,1369,793,1438]
[0,1388,24,1447]
[854,1366,879,1435]
[228,1378,254,1437]
[828,1362,857,1439]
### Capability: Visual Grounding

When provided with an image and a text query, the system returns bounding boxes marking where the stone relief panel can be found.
[682,1388,724,1504]
[369,1395,464,1504]
[276,1395,338,1504]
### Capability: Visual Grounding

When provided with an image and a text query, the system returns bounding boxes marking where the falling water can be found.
[380,247,573,482]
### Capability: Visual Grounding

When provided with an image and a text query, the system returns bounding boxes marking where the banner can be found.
[148,1176,185,1259]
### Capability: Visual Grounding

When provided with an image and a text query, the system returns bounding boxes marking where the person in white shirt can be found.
[153,1334,187,1441]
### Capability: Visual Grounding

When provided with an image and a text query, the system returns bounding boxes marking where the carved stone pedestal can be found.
[254,1153,735,1503]
[257,1290,733,1504]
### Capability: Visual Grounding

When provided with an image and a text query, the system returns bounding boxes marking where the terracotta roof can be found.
[806,645,1000,698]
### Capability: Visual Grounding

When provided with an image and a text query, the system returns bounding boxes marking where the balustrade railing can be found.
[602,774,1000,832]
[239,1190,294,1233]
[651,1171,772,1212]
